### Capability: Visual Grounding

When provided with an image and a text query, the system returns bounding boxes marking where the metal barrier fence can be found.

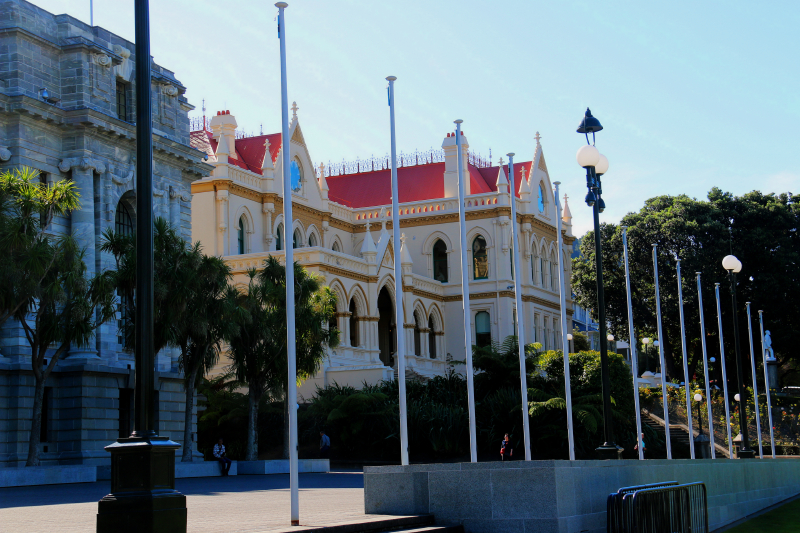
[607,482,707,533]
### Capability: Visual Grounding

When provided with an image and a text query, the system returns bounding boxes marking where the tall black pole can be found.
[133,0,154,440]
[97,1,187,530]
[591,168,619,459]
[729,271,755,458]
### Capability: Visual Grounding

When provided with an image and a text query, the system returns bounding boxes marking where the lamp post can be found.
[97,1,187,530]
[576,108,621,459]
[567,333,573,354]
[642,337,651,373]
[723,255,755,459]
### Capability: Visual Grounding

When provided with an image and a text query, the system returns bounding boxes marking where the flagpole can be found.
[696,273,715,458]
[676,259,695,459]
[621,227,643,460]
[386,76,409,466]
[715,283,734,458]
[555,183,575,461]
[746,302,763,458]
[652,244,672,459]
[758,310,776,458]
[276,2,299,524]
[507,154,531,461]
[455,120,478,462]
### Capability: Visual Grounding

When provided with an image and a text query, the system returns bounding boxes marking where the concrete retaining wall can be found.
[0,465,96,487]
[238,459,330,475]
[364,459,800,533]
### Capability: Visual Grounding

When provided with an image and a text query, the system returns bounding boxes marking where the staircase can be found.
[273,515,462,533]
[641,409,731,458]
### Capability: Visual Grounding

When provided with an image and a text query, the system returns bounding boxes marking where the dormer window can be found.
[290,158,303,193]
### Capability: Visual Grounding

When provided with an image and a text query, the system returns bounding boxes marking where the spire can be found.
[534,131,541,147]
[496,164,509,193]
[562,193,572,223]
[291,101,299,122]
[519,166,531,200]
[261,137,274,171]
[361,221,377,259]
[317,162,328,191]
[400,233,413,265]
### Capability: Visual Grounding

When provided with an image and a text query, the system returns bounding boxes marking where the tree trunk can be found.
[181,365,199,462]
[26,375,46,467]
[246,381,259,461]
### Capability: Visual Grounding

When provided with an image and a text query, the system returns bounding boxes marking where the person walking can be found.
[319,430,331,459]
[213,437,232,476]
[634,433,646,459]
[500,433,513,461]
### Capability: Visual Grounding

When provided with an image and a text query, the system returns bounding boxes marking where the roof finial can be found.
[534,131,541,145]
[260,123,263,135]
[498,156,504,167]
[291,101,299,119]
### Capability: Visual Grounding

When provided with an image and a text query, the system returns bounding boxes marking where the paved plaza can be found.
[0,471,367,533]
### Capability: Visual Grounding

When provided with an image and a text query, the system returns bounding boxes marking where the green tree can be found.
[572,189,799,387]
[228,257,338,461]
[570,329,591,352]
[173,253,238,462]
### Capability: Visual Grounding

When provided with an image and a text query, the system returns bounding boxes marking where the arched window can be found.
[332,240,341,253]
[413,310,421,356]
[349,299,358,347]
[428,315,436,359]
[538,183,546,213]
[237,216,246,255]
[539,255,545,286]
[472,236,488,280]
[308,233,318,247]
[115,196,134,348]
[293,228,301,249]
[550,255,557,290]
[276,223,284,251]
[432,239,448,282]
[290,158,303,192]
[475,311,491,348]
[510,244,514,280]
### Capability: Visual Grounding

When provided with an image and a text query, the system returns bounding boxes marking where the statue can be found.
[764,330,775,361]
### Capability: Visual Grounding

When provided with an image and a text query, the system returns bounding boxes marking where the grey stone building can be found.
[0,0,211,467]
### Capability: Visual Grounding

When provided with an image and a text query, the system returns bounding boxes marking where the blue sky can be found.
[36,0,798,235]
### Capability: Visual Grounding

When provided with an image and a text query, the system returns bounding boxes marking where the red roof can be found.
[326,160,532,209]
[190,129,282,174]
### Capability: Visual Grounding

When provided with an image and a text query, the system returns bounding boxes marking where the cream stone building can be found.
[190,108,576,399]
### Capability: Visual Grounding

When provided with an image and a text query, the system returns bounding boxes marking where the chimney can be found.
[442,130,470,198]
[210,111,238,164]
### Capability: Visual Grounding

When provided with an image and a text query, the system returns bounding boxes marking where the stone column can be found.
[168,186,182,228]
[216,189,228,256]
[59,158,106,360]
[420,328,430,358]
[263,203,274,251]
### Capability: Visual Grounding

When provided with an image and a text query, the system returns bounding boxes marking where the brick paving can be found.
[0,471,371,533]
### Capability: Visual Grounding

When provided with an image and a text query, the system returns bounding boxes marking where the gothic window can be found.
[332,240,341,252]
[308,233,318,247]
[550,255,557,290]
[237,216,246,255]
[290,158,303,193]
[510,244,514,280]
[538,183,545,213]
[539,256,545,286]
[472,235,488,280]
[276,223,284,251]
[413,311,421,356]
[475,311,491,348]
[293,229,301,248]
[349,299,358,347]
[428,315,437,359]
[432,239,448,282]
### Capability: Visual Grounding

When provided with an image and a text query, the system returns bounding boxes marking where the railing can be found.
[411,274,444,297]
[324,148,491,177]
[608,482,707,533]
[224,248,370,277]
[224,164,263,190]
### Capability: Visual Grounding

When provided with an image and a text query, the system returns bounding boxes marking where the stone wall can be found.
[364,459,800,533]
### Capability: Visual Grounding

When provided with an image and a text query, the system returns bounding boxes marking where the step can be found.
[269,515,436,533]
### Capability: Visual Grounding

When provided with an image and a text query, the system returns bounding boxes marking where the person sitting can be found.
[213,438,232,476]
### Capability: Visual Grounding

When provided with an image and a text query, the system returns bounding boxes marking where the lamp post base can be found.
[736,447,756,459]
[97,436,187,533]
[596,443,624,460]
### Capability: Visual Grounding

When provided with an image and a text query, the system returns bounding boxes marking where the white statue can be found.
[764,330,775,361]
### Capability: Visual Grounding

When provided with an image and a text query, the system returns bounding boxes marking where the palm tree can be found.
[228,257,338,461]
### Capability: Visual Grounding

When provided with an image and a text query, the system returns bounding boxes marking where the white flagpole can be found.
[621,227,643,460]
[652,244,672,459]
[455,120,478,462]
[507,154,531,461]
[758,310,776,458]
[746,302,763,458]
[696,273,715,458]
[676,259,695,459]
[555,183,575,461]
[276,3,298,525]
[714,283,734,458]
[90,0,94,26]
[386,76,409,466]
